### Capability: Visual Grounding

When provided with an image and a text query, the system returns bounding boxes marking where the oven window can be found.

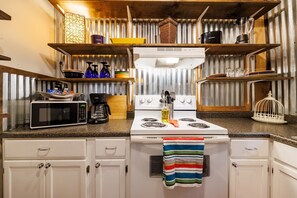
[150,156,163,177]
[149,155,210,178]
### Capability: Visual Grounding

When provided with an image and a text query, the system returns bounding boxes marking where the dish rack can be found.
[252,91,287,124]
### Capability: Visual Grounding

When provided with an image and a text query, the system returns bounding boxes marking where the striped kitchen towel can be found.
[163,137,205,189]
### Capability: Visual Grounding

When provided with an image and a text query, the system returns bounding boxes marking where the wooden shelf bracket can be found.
[127,5,133,38]
[196,6,209,44]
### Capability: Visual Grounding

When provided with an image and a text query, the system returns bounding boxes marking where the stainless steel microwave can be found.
[30,101,87,129]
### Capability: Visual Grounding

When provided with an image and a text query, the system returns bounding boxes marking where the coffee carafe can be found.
[88,93,111,124]
[235,17,254,44]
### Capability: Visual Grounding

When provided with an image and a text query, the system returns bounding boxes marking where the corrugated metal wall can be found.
[2,73,36,130]
[267,0,297,115]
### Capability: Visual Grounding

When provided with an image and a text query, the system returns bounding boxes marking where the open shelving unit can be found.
[0,10,11,61]
[47,0,286,113]
[38,77,135,83]
[197,74,293,83]
[0,10,11,20]
[0,55,11,61]
[48,43,280,56]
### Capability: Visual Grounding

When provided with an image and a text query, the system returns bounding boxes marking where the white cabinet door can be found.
[3,161,46,198]
[229,159,268,198]
[95,159,125,198]
[45,160,87,198]
[272,161,297,198]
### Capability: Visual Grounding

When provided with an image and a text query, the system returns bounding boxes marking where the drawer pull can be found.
[95,163,101,168]
[38,163,44,169]
[38,147,50,151]
[105,146,117,150]
[245,147,258,151]
[45,163,51,169]
[232,162,238,168]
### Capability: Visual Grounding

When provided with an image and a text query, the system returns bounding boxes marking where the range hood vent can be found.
[133,47,205,69]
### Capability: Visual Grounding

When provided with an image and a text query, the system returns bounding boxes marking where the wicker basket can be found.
[158,17,178,43]
[252,91,287,124]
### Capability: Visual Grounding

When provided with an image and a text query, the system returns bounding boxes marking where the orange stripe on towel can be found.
[164,164,203,170]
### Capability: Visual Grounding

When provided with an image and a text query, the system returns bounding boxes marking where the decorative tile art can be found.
[65,12,85,43]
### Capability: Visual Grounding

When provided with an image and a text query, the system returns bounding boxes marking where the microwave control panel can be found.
[78,102,87,122]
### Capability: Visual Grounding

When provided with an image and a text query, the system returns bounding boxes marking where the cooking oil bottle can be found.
[161,102,170,123]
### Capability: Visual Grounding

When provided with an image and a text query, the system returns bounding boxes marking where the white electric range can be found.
[130,95,230,198]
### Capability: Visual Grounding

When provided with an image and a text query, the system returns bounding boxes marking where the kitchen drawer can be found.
[95,139,126,158]
[273,141,297,168]
[3,139,86,160]
[230,139,269,158]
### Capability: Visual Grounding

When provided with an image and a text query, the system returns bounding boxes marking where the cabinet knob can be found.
[232,162,238,168]
[95,163,101,168]
[45,163,51,169]
[38,163,44,169]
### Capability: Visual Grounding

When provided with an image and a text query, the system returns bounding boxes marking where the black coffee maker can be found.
[88,93,111,124]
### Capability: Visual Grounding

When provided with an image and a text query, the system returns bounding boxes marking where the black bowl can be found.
[63,71,84,78]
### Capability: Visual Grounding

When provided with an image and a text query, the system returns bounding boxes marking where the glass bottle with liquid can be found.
[161,102,170,123]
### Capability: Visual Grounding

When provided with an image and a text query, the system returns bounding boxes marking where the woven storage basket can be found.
[252,91,287,124]
[158,17,178,43]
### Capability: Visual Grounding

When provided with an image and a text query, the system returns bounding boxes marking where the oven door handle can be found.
[131,136,230,144]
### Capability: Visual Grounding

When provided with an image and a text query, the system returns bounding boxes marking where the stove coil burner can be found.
[141,118,158,122]
[188,123,210,128]
[141,121,167,128]
[179,118,196,122]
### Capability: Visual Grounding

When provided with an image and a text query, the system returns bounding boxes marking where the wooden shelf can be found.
[0,10,11,20]
[48,0,280,20]
[0,55,11,61]
[48,43,130,55]
[38,77,135,83]
[48,43,280,56]
[197,74,293,83]
[202,44,279,55]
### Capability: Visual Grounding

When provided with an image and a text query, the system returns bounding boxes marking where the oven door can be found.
[130,136,229,198]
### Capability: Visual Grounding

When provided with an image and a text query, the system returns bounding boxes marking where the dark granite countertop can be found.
[1,119,133,138]
[202,117,297,147]
[2,116,297,148]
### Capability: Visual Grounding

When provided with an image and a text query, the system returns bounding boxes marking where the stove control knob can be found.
[140,98,146,104]
[179,97,185,103]
[186,98,192,104]
[147,97,153,103]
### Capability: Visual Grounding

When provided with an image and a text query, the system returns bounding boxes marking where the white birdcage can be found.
[252,91,287,124]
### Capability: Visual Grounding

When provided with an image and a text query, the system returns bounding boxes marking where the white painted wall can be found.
[0,0,56,76]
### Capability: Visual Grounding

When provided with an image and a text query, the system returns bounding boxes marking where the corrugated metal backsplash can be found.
[2,1,296,131]
[267,0,297,115]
